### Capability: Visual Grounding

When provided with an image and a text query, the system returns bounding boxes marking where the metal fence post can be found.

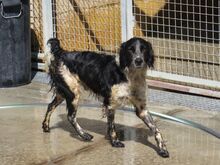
[42,0,54,51]
[120,0,134,42]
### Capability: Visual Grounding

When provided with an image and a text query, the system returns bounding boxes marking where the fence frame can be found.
[42,0,54,50]
[120,0,134,42]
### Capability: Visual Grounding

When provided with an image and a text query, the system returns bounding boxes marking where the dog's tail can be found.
[44,38,64,94]
[44,38,62,72]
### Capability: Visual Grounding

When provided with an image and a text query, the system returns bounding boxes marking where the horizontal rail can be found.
[147,79,220,98]
[147,70,220,89]
[31,52,45,61]
[32,62,45,71]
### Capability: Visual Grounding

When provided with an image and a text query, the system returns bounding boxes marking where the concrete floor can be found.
[0,81,220,165]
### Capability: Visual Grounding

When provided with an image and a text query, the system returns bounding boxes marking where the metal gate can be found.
[30,0,220,96]
[124,0,220,92]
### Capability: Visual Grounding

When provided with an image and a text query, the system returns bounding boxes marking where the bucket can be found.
[0,0,31,87]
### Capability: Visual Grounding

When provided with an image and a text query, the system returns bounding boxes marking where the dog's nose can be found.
[135,58,143,66]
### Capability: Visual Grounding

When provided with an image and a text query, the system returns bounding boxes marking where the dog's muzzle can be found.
[134,58,143,67]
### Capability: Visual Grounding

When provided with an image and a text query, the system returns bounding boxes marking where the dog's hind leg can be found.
[66,92,94,141]
[59,64,93,141]
[106,108,125,147]
[135,107,169,158]
[42,93,64,132]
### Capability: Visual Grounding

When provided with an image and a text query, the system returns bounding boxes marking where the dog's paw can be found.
[158,149,169,158]
[80,132,94,141]
[111,140,125,148]
[42,124,50,133]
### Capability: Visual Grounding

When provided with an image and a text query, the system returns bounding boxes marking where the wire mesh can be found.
[52,0,121,55]
[30,0,44,53]
[133,0,220,82]
[30,0,220,89]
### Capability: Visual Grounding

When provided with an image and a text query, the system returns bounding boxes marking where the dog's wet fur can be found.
[42,37,169,158]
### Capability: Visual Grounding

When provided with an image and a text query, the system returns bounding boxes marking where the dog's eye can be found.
[128,46,135,52]
[140,45,146,51]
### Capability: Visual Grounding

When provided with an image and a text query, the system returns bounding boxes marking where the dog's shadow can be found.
[50,114,158,153]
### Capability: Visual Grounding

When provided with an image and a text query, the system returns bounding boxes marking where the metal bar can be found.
[126,0,134,40]
[32,62,45,71]
[120,0,127,42]
[42,0,54,51]
[147,79,220,98]
[120,0,134,42]
[31,52,45,61]
[147,70,220,89]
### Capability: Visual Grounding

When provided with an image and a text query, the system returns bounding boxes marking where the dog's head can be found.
[119,37,155,70]
[46,38,61,53]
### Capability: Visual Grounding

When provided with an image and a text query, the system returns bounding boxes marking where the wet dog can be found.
[42,37,169,158]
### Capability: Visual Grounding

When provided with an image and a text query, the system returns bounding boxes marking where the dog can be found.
[42,37,169,158]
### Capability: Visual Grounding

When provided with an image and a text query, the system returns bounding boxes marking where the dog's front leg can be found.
[136,107,169,158]
[107,109,124,147]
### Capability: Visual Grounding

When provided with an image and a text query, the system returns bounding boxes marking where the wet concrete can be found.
[0,82,220,165]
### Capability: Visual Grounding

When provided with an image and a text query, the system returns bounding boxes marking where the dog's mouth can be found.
[134,65,143,69]
[134,63,145,69]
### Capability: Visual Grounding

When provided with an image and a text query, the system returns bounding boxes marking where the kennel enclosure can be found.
[30,0,220,97]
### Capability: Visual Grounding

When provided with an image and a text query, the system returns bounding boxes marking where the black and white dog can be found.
[42,37,169,157]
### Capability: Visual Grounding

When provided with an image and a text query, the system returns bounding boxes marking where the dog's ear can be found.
[119,42,127,70]
[144,41,155,68]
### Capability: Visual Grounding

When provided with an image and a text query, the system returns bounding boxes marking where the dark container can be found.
[0,0,31,87]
